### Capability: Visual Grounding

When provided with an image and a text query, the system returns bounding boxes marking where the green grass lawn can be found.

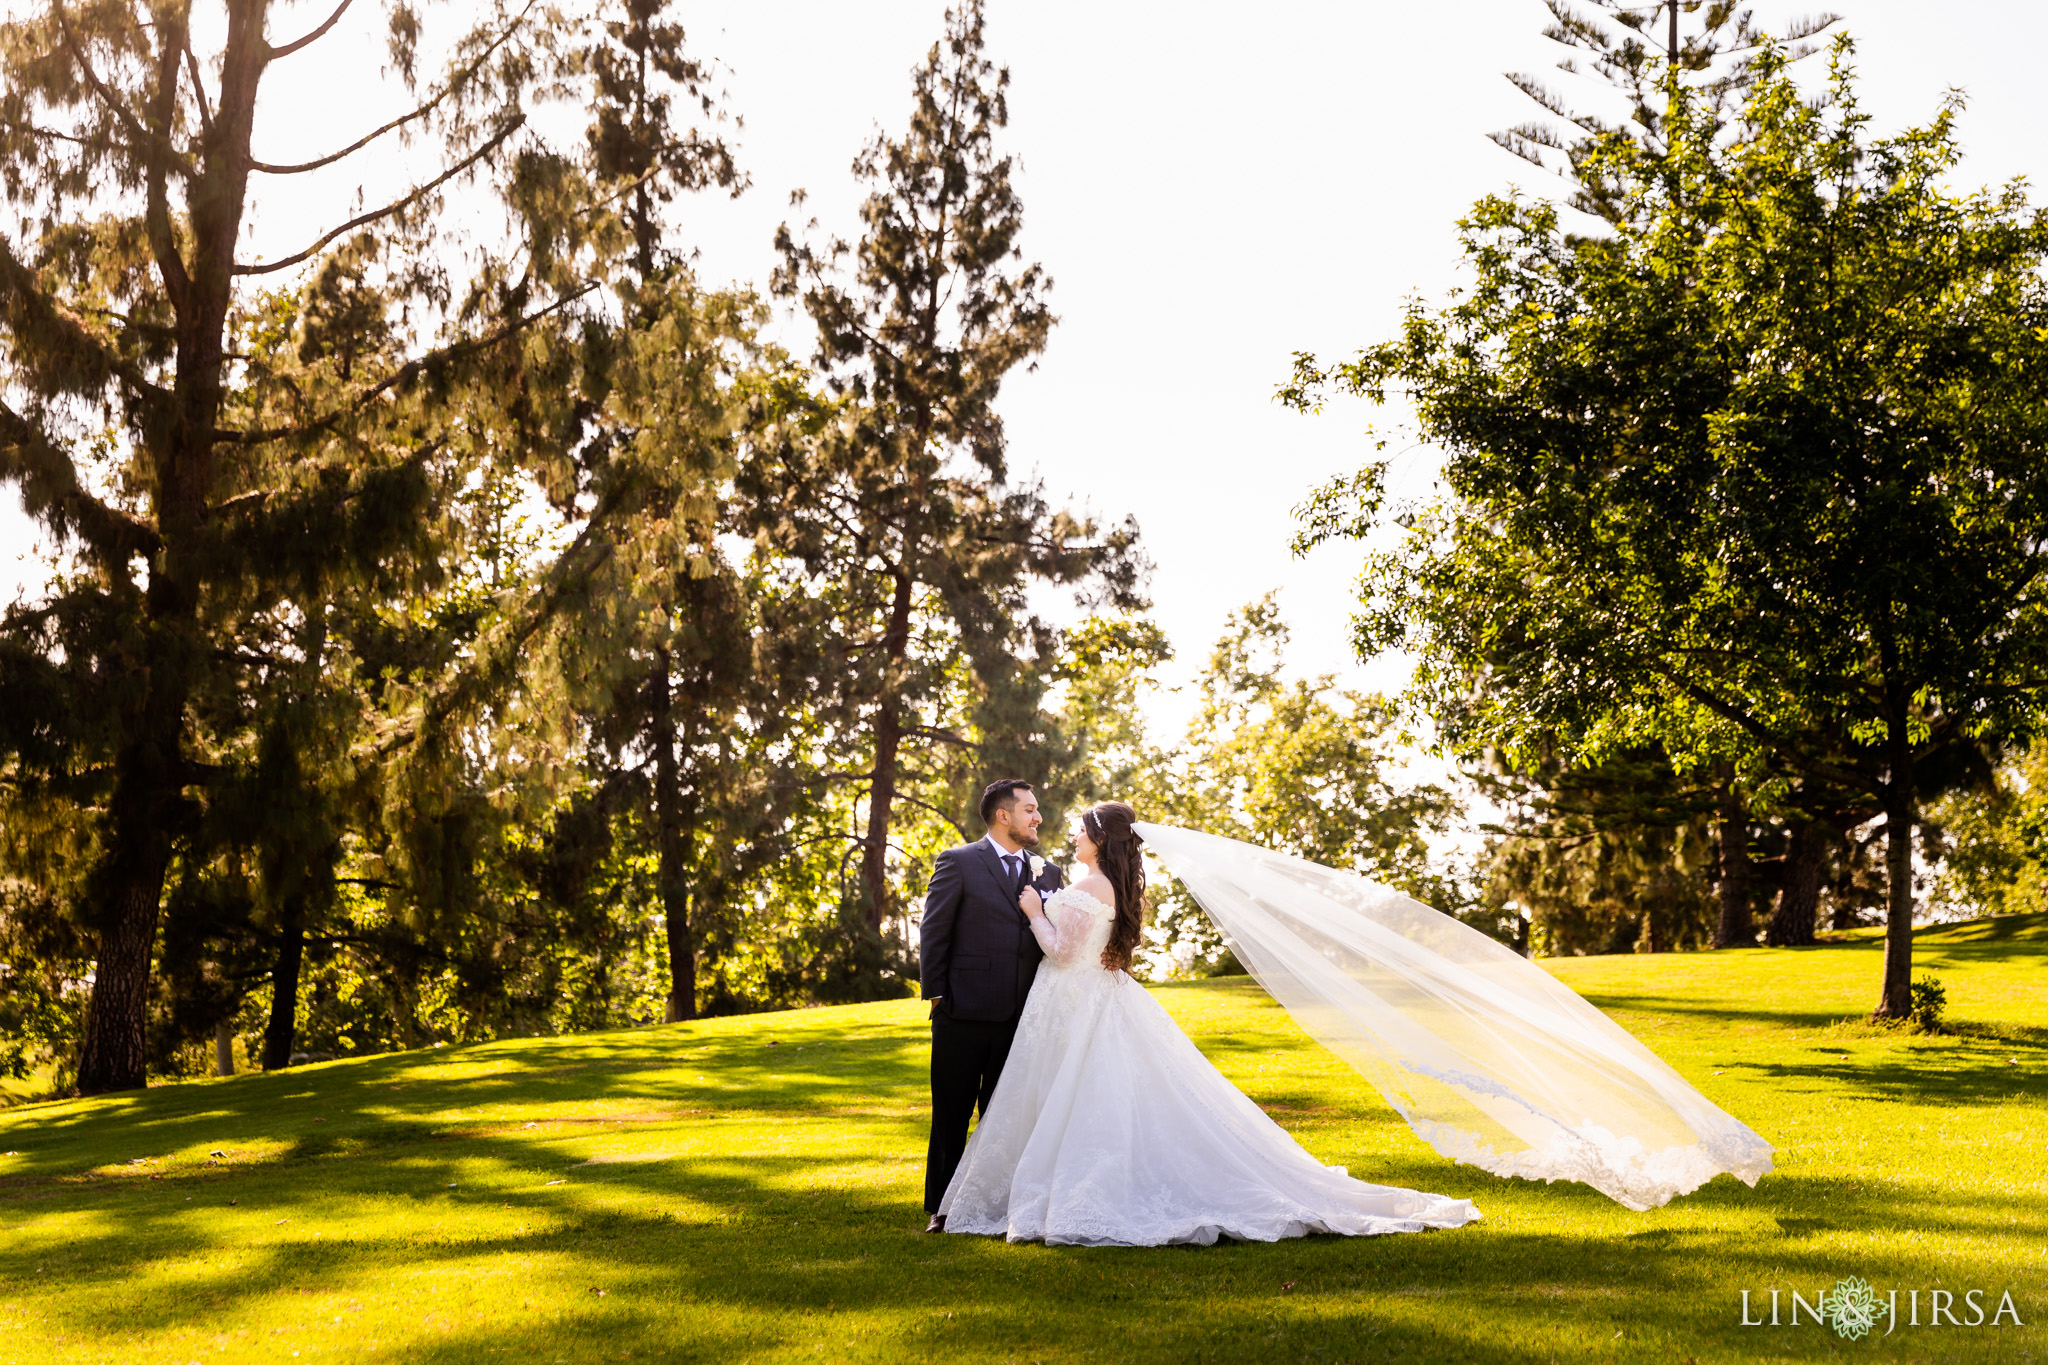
[2,918,2044,1364]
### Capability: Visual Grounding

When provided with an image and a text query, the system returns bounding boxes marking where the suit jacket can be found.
[919,840,1065,1023]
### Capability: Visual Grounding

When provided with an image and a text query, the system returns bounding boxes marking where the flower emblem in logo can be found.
[1825,1276,1881,1341]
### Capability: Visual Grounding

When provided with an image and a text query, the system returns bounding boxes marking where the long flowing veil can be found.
[1134,822,1773,1210]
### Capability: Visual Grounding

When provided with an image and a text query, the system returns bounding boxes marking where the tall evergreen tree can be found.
[0,0,591,1091]
[761,0,1142,936]
[537,0,761,1023]
[1493,0,1838,222]
[1476,747,1720,955]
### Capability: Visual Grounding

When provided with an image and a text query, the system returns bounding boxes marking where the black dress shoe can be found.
[924,1214,946,1233]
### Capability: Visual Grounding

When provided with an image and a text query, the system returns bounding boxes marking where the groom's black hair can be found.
[979,779,1035,826]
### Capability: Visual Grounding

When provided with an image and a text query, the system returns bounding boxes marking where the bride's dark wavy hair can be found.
[1083,802,1146,973]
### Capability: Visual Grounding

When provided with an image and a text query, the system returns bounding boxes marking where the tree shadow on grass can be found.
[1722,1044,2041,1106]
[6,968,2043,1362]
[0,1018,939,1186]
[5,1116,2038,1344]
[1564,992,1861,1033]
[1916,912,2048,949]
[1556,988,2048,1055]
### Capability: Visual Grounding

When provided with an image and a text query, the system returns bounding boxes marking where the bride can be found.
[938,801,1775,1246]
[935,801,1482,1246]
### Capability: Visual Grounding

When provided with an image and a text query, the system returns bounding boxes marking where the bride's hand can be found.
[1020,886,1044,919]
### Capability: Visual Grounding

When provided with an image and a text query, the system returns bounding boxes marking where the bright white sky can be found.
[4,0,2046,742]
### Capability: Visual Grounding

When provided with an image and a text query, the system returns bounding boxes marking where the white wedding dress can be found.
[937,885,1482,1246]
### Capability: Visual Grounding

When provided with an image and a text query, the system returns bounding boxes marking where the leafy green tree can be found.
[759,0,1143,937]
[1489,1,1848,952]
[0,879,92,1081]
[1052,614,1175,806]
[1142,597,1465,976]
[1286,42,2048,1018]
[1474,742,1894,954]
[1174,596,1459,902]
[1483,0,1848,960]
[0,0,594,1090]
[1925,744,2048,922]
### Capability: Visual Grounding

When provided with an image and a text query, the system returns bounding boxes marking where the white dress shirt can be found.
[982,833,1027,885]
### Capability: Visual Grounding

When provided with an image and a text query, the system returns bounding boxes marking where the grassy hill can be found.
[1,917,2043,1364]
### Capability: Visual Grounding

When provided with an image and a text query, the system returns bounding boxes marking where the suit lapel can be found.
[973,840,1012,895]
[973,840,1035,923]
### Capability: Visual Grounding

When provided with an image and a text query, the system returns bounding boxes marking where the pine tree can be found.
[533,0,782,1023]
[0,0,593,1091]
[1477,747,1721,955]
[1493,0,1839,222]
[761,0,1143,937]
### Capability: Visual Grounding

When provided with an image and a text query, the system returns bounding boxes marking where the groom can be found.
[917,778,1065,1231]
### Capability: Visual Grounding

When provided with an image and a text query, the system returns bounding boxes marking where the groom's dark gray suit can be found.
[919,836,1064,1214]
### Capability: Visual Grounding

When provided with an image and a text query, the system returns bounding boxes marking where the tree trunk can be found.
[1637,868,1668,953]
[1711,791,1754,948]
[77,4,268,1094]
[1767,819,1825,947]
[391,974,423,1051]
[215,1020,235,1076]
[859,570,916,933]
[75,868,168,1093]
[662,868,694,1024]
[654,647,697,1023]
[262,895,306,1070]
[1873,748,1917,1021]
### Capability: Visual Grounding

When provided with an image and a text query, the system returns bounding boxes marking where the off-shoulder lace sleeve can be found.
[1030,888,1112,967]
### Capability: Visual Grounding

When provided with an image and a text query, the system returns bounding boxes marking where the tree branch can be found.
[1652,659,1875,794]
[234,115,524,275]
[888,791,969,840]
[215,280,596,444]
[902,723,979,750]
[250,0,533,173]
[52,0,195,176]
[0,238,175,410]
[248,102,431,174]
[211,436,445,562]
[0,399,160,565]
[0,117,98,149]
[183,41,213,136]
[360,486,629,762]
[51,0,197,317]
[266,0,355,60]
[133,5,195,312]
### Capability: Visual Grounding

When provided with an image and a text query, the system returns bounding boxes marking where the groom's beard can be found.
[1012,828,1040,848]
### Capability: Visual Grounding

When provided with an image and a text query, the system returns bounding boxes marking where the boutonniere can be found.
[1028,854,1048,880]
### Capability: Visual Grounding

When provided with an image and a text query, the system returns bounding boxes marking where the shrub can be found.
[1909,975,1947,1034]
